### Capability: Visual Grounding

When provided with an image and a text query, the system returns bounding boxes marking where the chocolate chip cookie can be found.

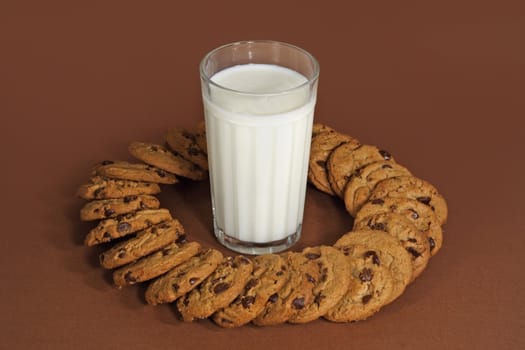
[369,175,448,225]
[212,254,289,328]
[84,208,172,247]
[353,212,430,280]
[80,195,160,221]
[334,230,413,305]
[252,252,319,326]
[327,144,395,198]
[308,131,360,195]
[343,161,412,217]
[77,176,161,200]
[145,248,224,305]
[99,219,185,269]
[94,161,178,184]
[288,246,350,324]
[166,127,208,170]
[128,141,207,181]
[113,241,201,287]
[355,197,443,256]
[324,246,395,322]
[177,256,253,322]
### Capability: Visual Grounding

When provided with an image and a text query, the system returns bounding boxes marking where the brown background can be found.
[1,0,524,349]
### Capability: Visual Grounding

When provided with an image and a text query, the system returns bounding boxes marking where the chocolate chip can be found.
[406,247,421,258]
[379,150,392,160]
[417,196,432,205]
[320,273,328,282]
[117,249,126,258]
[342,247,352,256]
[151,146,158,152]
[155,169,167,177]
[276,271,284,276]
[306,273,316,284]
[244,279,258,291]
[407,238,417,243]
[189,277,199,285]
[362,295,372,304]
[104,208,115,217]
[359,268,374,282]
[124,272,137,284]
[182,130,195,140]
[93,188,104,199]
[175,234,187,244]
[188,146,201,156]
[364,251,380,265]
[123,195,137,203]
[171,283,180,292]
[428,237,436,251]
[305,253,321,260]
[292,297,305,309]
[368,222,386,231]
[316,160,326,167]
[408,209,419,220]
[241,296,256,309]
[269,293,279,303]
[371,198,384,205]
[162,247,171,256]
[314,293,325,306]
[213,282,230,294]
[117,222,131,233]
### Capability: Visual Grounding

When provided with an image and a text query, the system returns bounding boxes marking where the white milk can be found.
[204,64,315,244]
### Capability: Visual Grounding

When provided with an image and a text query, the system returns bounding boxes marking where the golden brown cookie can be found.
[145,248,224,305]
[288,246,350,324]
[334,230,413,306]
[212,254,289,328]
[252,252,319,326]
[355,197,443,256]
[79,195,160,221]
[353,212,430,280]
[166,127,208,170]
[369,175,448,225]
[77,176,161,200]
[327,144,395,198]
[324,247,395,322]
[113,241,201,287]
[94,160,178,184]
[176,256,253,322]
[99,219,185,269]
[343,161,412,217]
[128,141,207,181]
[84,208,172,247]
[308,131,360,195]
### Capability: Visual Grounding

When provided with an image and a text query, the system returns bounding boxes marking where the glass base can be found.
[213,224,302,255]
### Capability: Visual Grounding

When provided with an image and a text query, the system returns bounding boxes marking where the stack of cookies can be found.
[76,122,448,327]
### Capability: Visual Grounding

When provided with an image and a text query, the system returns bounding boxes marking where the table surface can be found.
[2,1,524,349]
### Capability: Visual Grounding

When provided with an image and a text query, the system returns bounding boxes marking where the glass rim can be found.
[199,40,320,97]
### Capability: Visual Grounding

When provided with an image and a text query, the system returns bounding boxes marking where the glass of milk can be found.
[200,40,319,254]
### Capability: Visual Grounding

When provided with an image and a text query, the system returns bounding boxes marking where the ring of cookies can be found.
[77,122,447,327]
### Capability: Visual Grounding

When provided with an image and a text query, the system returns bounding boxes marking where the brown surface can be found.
[1,1,524,349]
